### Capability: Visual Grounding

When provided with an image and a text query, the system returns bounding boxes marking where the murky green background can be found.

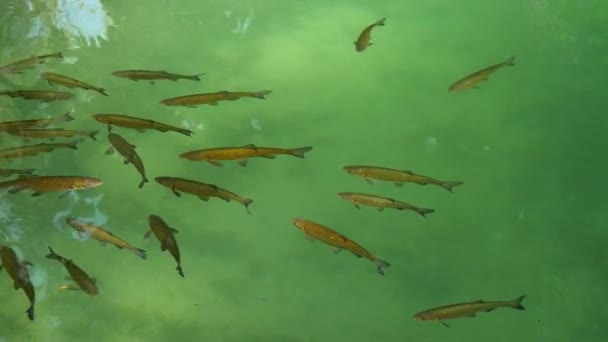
[1,0,607,341]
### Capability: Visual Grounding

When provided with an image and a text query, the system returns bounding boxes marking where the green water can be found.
[1,0,607,341]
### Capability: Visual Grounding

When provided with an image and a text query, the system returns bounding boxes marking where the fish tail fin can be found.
[441,181,463,192]
[375,17,387,26]
[416,207,435,218]
[288,146,313,158]
[55,52,64,59]
[97,88,109,96]
[132,248,147,260]
[63,112,75,122]
[67,139,82,150]
[510,294,526,310]
[244,199,254,214]
[374,258,391,275]
[179,128,194,137]
[188,73,205,81]
[504,56,516,66]
[138,177,149,189]
[252,90,272,99]
[45,246,62,262]
[26,305,34,321]
[177,265,184,277]
[88,130,99,141]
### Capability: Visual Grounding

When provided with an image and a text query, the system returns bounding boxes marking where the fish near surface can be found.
[338,192,435,217]
[146,215,183,277]
[0,246,36,320]
[0,139,83,161]
[355,17,386,52]
[448,56,515,91]
[7,128,98,141]
[92,114,192,136]
[106,133,148,188]
[343,165,463,192]
[46,246,98,296]
[41,72,108,96]
[0,175,102,196]
[0,112,74,132]
[180,144,313,167]
[291,218,390,275]
[65,218,146,260]
[0,90,73,102]
[0,52,63,74]
[160,90,272,107]
[111,70,204,83]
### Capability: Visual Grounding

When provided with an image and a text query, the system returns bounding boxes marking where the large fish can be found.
[160,90,272,107]
[354,18,386,52]
[0,112,74,132]
[0,90,73,102]
[112,70,204,83]
[146,215,183,277]
[41,72,108,96]
[344,165,463,192]
[448,56,515,91]
[46,246,98,296]
[0,175,102,196]
[0,52,63,73]
[338,192,435,217]
[180,144,313,167]
[0,246,36,320]
[0,140,82,161]
[106,133,148,188]
[92,114,192,136]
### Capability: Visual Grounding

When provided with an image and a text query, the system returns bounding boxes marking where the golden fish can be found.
[146,215,183,277]
[414,295,526,327]
[180,144,313,167]
[338,192,435,217]
[65,218,147,260]
[160,90,272,107]
[112,70,204,83]
[0,112,74,132]
[0,52,63,73]
[0,139,82,161]
[0,90,73,102]
[106,133,148,188]
[46,246,98,296]
[41,72,108,96]
[355,18,386,52]
[92,114,192,136]
[344,165,463,192]
[0,168,36,178]
[0,245,36,320]
[291,218,390,275]
[0,175,102,196]
[449,56,515,91]
[7,128,98,141]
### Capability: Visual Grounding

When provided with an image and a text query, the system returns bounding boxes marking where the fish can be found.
[414,295,526,327]
[0,112,74,132]
[105,133,148,188]
[179,144,313,167]
[448,56,516,91]
[160,90,272,107]
[0,52,63,74]
[338,192,435,217]
[65,218,147,260]
[0,175,102,196]
[0,90,73,102]
[41,72,108,96]
[354,18,386,52]
[45,246,98,296]
[0,168,36,178]
[7,128,98,141]
[291,218,390,275]
[145,215,183,277]
[0,139,83,161]
[155,176,253,213]
[343,165,463,192]
[111,70,204,83]
[0,245,36,320]
[92,114,193,136]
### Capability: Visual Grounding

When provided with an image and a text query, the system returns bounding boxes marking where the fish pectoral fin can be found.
[123,158,130,165]
[172,188,181,197]
[31,191,46,197]
[354,203,360,209]
[440,321,451,328]
[305,235,315,242]
[351,252,363,258]
[484,307,496,312]
[377,207,384,212]
[58,191,72,199]
[114,244,124,249]
[13,281,21,290]
[364,178,375,185]
[236,159,248,167]
[260,155,276,159]
[169,227,179,234]
[198,195,209,201]
[160,243,168,252]
[208,160,223,167]
[105,146,115,155]
[100,241,108,246]
[91,277,97,284]
[24,261,33,267]
[394,182,404,187]
[144,230,153,239]
[332,248,342,254]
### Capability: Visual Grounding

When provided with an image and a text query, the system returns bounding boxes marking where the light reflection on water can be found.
[51,0,116,48]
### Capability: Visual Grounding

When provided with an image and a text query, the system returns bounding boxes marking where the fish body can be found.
[338,192,435,217]
[0,140,82,161]
[355,18,386,52]
[41,72,107,96]
[112,70,204,83]
[448,56,515,91]
[180,144,312,166]
[291,218,390,275]
[106,133,148,188]
[0,90,73,102]
[7,128,98,141]
[65,218,146,260]
[146,215,183,277]
[0,246,36,320]
[0,52,63,73]
[414,295,526,326]
[0,175,102,196]
[92,114,192,136]
[160,90,272,107]
[45,246,98,296]
[0,112,74,132]
[344,165,463,192]
[0,168,36,178]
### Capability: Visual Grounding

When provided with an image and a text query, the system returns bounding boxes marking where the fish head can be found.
[413,311,433,320]
[337,192,352,199]
[65,218,83,229]
[291,218,306,231]
[79,177,103,189]
[343,165,366,176]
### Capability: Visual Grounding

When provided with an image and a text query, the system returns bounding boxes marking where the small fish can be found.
[0,245,36,320]
[338,192,435,217]
[65,218,146,260]
[41,72,107,96]
[344,165,463,192]
[145,215,183,277]
[448,56,516,91]
[0,112,74,132]
[0,175,102,196]
[0,168,36,178]
[354,18,386,52]
[92,114,192,136]
[160,90,272,107]
[291,218,390,275]
[414,295,526,327]
[7,128,98,141]
[45,246,98,296]
[105,133,148,188]
[111,70,204,83]
[180,144,313,167]
[0,139,83,161]
[0,90,73,102]
[0,52,63,74]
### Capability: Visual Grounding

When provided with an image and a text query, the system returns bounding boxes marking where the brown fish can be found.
[0,112,74,132]
[160,90,272,107]
[0,52,63,74]
[180,144,313,167]
[0,245,36,320]
[0,139,82,161]
[112,70,204,83]
[106,133,148,188]
[7,128,98,141]
[291,218,390,275]
[41,72,108,96]
[214,186,254,214]
[449,56,515,91]
[92,114,192,136]
[45,246,98,296]
[414,295,526,327]
[146,215,183,277]
[65,218,147,260]
[0,90,73,102]
[343,165,463,192]
[338,192,435,217]
[0,168,36,178]
[354,18,386,52]
[0,175,102,196]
